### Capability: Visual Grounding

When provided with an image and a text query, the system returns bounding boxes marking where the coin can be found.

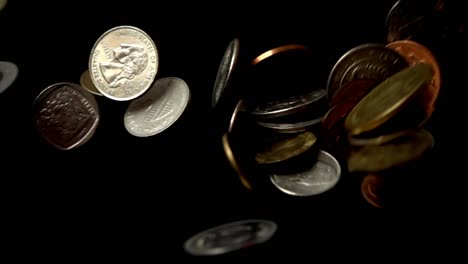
[386,0,426,42]
[228,100,245,134]
[33,83,100,150]
[386,40,441,116]
[184,219,277,256]
[251,44,308,66]
[0,0,7,11]
[256,115,323,134]
[327,43,408,102]
[0,61,18,94]
[212,38,240,107]
[222,133,252,190]
[270,150,341,196]
[361,174,384,208]
[89,26,158,101]
[347,129,434,172]
[80,69,103,96]
[348,129,414,146]
[345,63,433,136]
[255,131,317,165]
[329,79,376,107]
[124,77,190,137]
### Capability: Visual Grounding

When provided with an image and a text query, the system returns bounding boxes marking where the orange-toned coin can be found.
[361,173,384,208]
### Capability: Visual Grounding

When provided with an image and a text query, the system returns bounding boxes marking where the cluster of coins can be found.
[32,26,191,150]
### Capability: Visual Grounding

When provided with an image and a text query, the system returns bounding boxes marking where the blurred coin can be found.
[270,150,341,196]
[329,79,376,107]
[89,25,158,101]
[345,63,433,136]
[222,133,252,190]
[184,219,277,256]
[386,40,441,116]
[257,115,322,134]
[251,44,308,66]
[124,77,190,137]
[347,129,434,172]
[327,43,407,102]
[0,61,18,94]
[33,83,100,150]
[0,0,7,11]
[348,129,413,146]
[228,100,245,134]
[80,69,103,96]
[361,173,384,208]
[212,38,239,107]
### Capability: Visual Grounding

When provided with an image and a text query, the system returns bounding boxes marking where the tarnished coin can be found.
[251,44,308,66]
[255,131,317,165]
[347,129,434,172]
[0,0,7,11]
[184,219,277,256]
[33,83,100,150]
[222,133,252,190]
[270,150,341,196]
[212,38,239,107]
[89,25,158,101]
[0,61,18,94]
[386,40,441,116]
[345,63,433,136]
[327,43,408,102]
[80,69,103,96]
[361,174,384,208]
[124,77,190,137]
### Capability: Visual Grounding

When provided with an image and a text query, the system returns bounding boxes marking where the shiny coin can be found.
[0,61,18,94]
[255,131,317,164]
[361,173,384,208]
[212,38,239,107]
[228,100,245,134]
[347,129,434,172]
[222,133,252,190]
[80,69,103,96]
[184,219,277,256]
[251,44,308,66]
[124,77,190,137]
[386,40,441,116]
[33,83,100,150]
[270,150,341,196]
[345,63,433,136]
[89,25,158,101]
[327,43,408,101]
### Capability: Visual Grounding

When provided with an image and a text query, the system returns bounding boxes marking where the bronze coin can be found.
[251,44,309,66]
[329,79,376,107]
[222,133,253,190]
[361,173,384,208]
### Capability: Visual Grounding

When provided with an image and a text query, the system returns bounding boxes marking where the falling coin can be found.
[33,83,100,150]
[80,69,103,96]
[184,219,277,256]
[124,77,190,137]
[212,38,240,107]
[0,61,18,94]
[228,100,245,134]
[361,173,384,208]
[251,44,309,66]
[348,129,414,146]
[270,150,341,196]
[222,133,252,190]
[329,79,376,107]
[89,25,159,101]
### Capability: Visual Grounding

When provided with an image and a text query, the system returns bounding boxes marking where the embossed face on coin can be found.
[33,83,100,150]
[212,38,239,107]
[89,26,158,101]
[184,219,277,256]
[124,77,190,137]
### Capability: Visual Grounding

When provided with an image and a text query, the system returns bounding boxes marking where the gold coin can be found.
[345,63,433,136]
[80,69,103,96]
[361,174,384,209]
[347,129,433,172]
[222,133,252,190]
[348,129,414,146]
[255,131,317,164]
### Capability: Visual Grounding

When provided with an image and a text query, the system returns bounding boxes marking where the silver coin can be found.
[80,69,103,96]
[212,38,239,107]
[0,61,18,94]
[124,77,190,137]
[89,26,159,101]
[184,219,277,256]
[257,116,323,133]
[0,0,7,11]
[270,150,341,196]
[33,83,100,150]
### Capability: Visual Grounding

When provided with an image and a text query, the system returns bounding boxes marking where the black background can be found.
[1,0,466,260]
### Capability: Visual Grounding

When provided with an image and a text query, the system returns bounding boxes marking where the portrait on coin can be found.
[99,43,148,88]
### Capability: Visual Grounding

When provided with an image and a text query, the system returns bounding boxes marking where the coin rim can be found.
[222,133,252,190]
[212,38,240,107]
[80,69,103,96]
[251,44,309,66]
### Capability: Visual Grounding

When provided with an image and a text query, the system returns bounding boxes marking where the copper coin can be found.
[386,40,441,118]
[222,133,253,190]
[251,44,309,66]
[361,173,384,208]
[329,79,376,107]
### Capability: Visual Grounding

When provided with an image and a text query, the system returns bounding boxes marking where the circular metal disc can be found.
[212,38,240,107]
[0,61,19,94]
[80,69,103,96]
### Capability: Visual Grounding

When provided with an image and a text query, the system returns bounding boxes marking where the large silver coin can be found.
[124,77,190,137]
[184,219,277,256]
[0,61,18,94]
[212,38,239,107]
[270,150,341,196]
[89,26,159,101]
[80,69,103,96]
[33,83,100,150]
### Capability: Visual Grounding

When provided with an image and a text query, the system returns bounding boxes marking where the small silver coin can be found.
[0,61,19,94]
[184,219,277,256]
[270,150,341,196]
[212,38,240,107]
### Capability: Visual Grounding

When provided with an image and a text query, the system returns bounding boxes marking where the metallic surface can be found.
[80,69,103,96]
[222,133,252,190]
[212,38,239,107]
[251,44,308,66]
[0,61,18,94]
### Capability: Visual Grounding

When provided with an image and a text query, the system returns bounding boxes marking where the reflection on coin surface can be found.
[124,77,190,137]
[386,40,441,116]
[33,83,100,150]
[270,150,341,196]
[212,38,239,107]
[184,219,277,256]
[222,133,252,190]
[345,63,433,136]
[361,174,384,208]
[228,100,244,134]
[80,70,103,96]
[347,129,434,172]
[0,61,18,94]
[89,25,158,101]
[327,43,407,101]
[251,44,308,66]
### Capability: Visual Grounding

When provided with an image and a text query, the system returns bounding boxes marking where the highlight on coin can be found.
[0,61,19,95]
